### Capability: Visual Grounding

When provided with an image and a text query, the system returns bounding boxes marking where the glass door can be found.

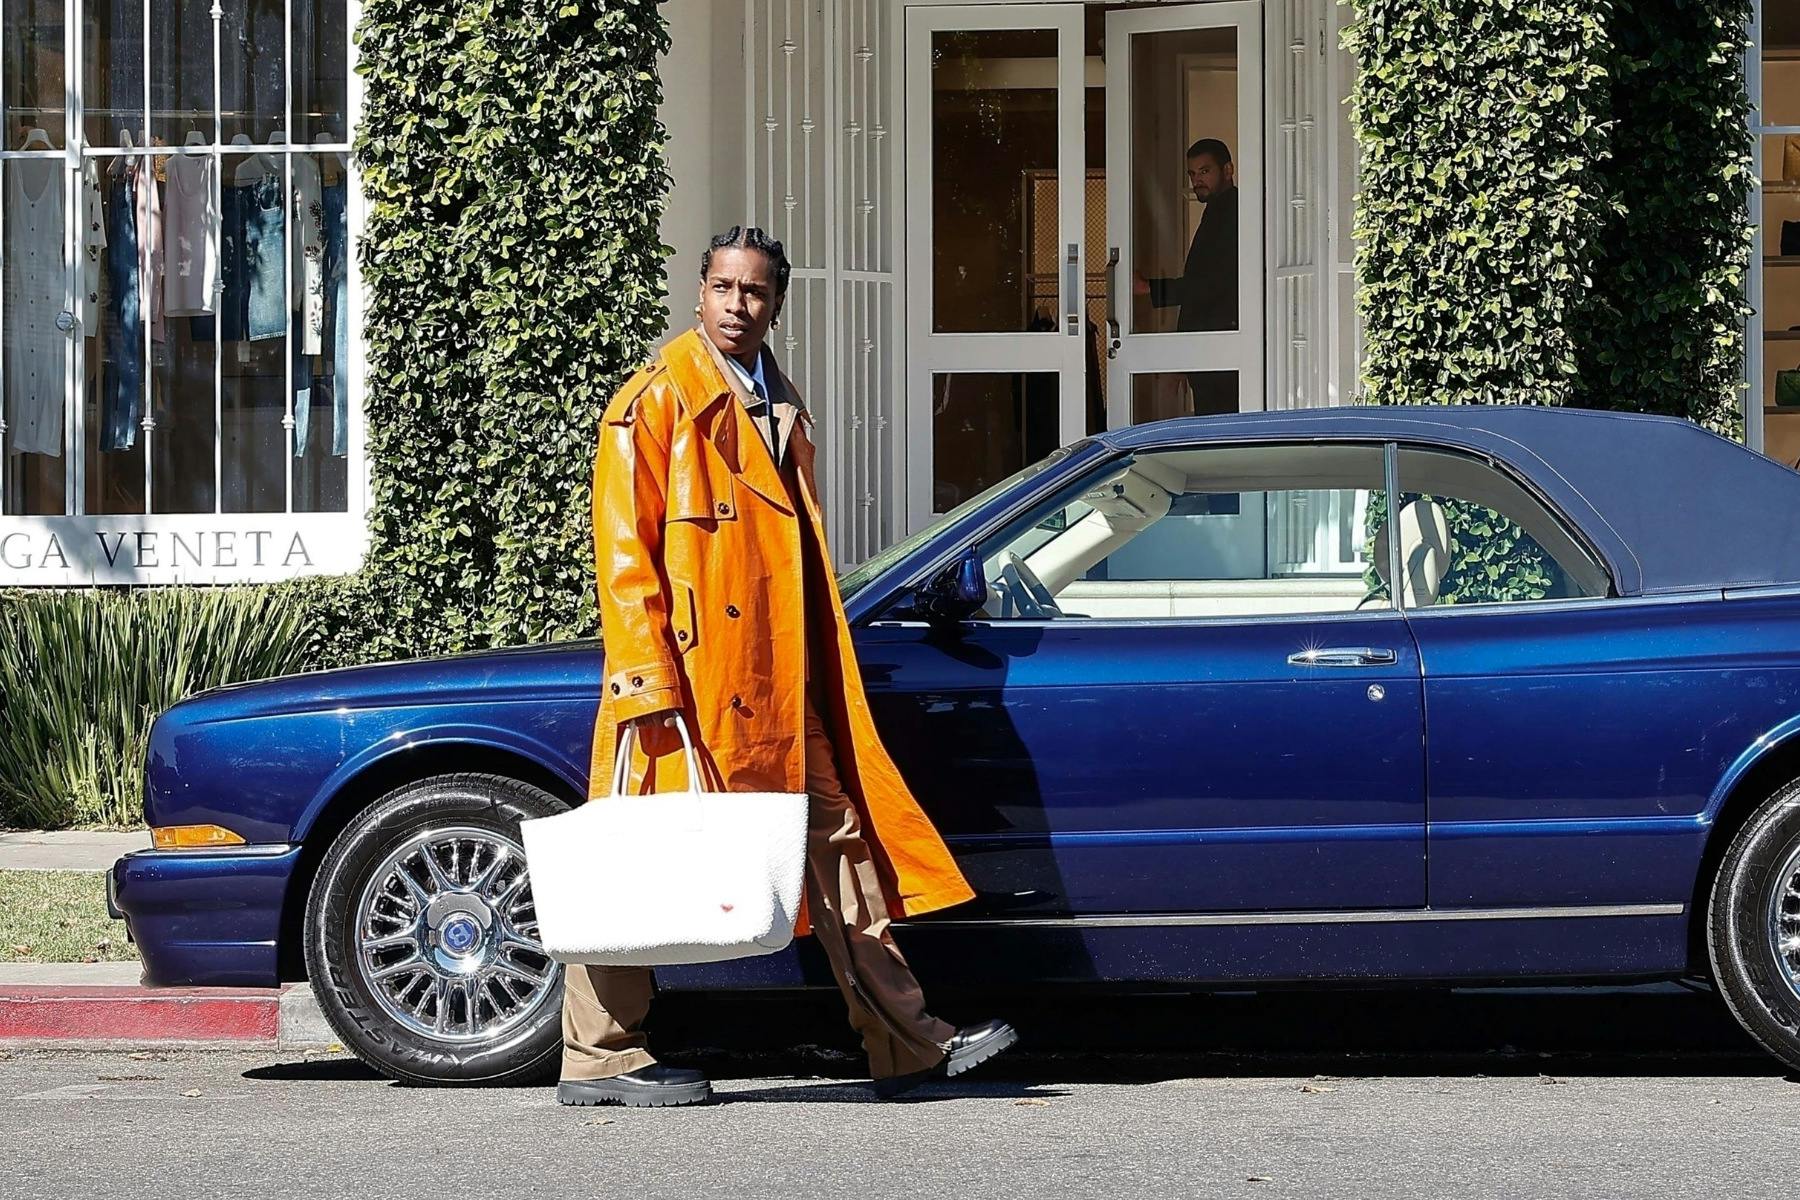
[904,4,1088,528]
[1103,1,1262,426]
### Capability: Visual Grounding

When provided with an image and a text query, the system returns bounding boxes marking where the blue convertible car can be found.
[113,406,1800,1083]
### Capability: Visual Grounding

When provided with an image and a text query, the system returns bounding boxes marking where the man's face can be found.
[1187,153,1235,203]
[699,247,783,362]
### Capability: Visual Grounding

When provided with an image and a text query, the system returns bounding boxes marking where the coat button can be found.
[676,629,689,643]
[716,502,731,516]
[731,695,743,710]
[726,605,741,619]
[610,683,621,695]
[631,675,644,688]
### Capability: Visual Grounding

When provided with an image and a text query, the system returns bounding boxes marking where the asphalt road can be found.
[4,987,1797,1199]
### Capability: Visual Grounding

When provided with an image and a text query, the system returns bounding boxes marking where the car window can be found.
[838,445,1079,601]
[1386,447,1610,606]
[973,444,1388,621]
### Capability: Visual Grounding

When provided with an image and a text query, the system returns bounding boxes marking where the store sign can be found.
[0,517,367,586]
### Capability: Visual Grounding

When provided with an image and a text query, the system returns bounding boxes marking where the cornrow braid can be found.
[700,225,792,297]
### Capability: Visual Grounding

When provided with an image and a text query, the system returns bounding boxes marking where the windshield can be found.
[838,446,1079,600]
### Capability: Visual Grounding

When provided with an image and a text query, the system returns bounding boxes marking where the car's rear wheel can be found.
[304,773,566,1085]
[1708,778,1800,1073]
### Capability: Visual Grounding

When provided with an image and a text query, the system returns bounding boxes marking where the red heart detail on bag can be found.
[720,903,734,913]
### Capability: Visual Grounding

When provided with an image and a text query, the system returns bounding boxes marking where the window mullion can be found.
[212,0,224,515]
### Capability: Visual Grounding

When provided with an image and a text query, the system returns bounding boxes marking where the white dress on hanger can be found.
[163,153,218,317]
[4,159,68,457]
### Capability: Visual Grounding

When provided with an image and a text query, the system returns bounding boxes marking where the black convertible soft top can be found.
[1109,405,1800,597]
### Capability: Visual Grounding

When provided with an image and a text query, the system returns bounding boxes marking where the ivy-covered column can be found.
[1572,0,1753,435]
[1344,0,1614,407]
[313,0,670,664]
[1344,0,1754,427]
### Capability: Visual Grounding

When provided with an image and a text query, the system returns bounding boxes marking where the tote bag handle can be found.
[609,715,709,831]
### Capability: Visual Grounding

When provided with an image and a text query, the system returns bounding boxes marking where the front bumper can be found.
[110,844,303,988]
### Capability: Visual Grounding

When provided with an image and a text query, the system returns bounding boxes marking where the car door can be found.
[856,440,1427,917]
[1383,445,1722,915]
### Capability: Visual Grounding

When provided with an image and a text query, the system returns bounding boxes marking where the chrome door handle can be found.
[1103,247,1121,359]
[1064,242,1080,335]
[1287,647,1399,668]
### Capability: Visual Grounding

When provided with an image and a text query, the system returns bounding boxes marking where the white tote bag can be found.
[520,715,807,967]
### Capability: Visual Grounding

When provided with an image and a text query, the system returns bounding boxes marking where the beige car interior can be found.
[980,444,1607,621]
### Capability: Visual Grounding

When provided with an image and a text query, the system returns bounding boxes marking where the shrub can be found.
[0,589,315,828]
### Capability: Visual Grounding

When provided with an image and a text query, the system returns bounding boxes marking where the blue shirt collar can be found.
[723,348,770,400]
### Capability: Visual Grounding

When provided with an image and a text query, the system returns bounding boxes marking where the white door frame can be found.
[902,3,1088,531]
[1103,1,1263,426]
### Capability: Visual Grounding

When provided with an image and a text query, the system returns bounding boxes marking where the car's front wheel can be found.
[303,773,566,1085]
[1708,778,1800,1073]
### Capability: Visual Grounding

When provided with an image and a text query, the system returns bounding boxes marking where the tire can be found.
[303,773,567,1086]
[1708,778,1800,1074]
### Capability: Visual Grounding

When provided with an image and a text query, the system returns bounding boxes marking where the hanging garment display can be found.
[241,172,286,343]
[101,162,144,452]
[292,154,324,356]
[163,152,217,317]
[3,157,67,457]
[329,177,347,458]
[138,156,164,346]
[80,160,107,337]
[300,174,349,458]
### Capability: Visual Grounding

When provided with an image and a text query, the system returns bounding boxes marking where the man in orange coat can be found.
[558,226,1016,1108]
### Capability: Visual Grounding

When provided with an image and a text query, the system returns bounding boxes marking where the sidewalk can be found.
[0,830,147,872]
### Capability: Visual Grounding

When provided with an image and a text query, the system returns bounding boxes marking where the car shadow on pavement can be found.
[241,983,1800,1088]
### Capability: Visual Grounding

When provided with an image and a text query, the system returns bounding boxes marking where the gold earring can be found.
[694,304,702,319]
[771,316,781,330]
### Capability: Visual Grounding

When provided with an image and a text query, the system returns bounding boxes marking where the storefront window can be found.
[1756,3,1800,467]
[1,0,358,580]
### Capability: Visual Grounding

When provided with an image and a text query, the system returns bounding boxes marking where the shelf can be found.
[1768,331,1800,341]
[1767,406,1800,414]
[1766,257,1800,266]
[1766,182,1800,194]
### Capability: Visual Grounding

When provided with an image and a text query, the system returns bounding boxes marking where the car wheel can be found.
[303,773,566,1085]
[1708,778,1800,1073]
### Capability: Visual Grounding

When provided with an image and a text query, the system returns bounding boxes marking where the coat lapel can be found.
[679,329,795,515]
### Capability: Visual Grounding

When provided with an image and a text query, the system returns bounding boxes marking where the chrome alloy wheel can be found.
[354,826,557,1043]
[1767,840,1800,1003]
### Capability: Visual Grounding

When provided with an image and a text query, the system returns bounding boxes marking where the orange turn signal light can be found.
[150,824,247,850]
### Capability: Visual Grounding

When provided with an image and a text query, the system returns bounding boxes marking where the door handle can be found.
[1287,647,1399,669]
[1064,242,1080,336]
[1103,247,1121,359]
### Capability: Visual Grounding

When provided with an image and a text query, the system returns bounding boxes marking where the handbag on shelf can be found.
[1786,135,1800,185]
[520,714,807,967]
[1777,370,1800,409]
[1784,220,1800,259]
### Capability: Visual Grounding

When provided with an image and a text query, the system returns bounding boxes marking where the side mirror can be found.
[918,548,987,625]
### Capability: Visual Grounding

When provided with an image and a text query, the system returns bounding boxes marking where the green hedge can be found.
[1345,0,1753,431]
[303,0,672,666]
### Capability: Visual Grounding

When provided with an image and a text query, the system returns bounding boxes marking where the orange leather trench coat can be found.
[587,327,975,928]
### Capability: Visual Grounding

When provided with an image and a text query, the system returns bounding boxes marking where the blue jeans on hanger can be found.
[101,170,142,452]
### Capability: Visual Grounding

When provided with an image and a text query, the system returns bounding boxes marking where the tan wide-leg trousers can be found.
[560,699,955,1082]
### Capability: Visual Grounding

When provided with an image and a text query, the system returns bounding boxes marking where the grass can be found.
[0,870,139,963]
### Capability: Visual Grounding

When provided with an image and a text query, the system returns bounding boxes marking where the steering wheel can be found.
[997,551,1064,619]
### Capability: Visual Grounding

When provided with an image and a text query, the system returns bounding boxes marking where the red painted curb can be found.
[0,985,281,1043]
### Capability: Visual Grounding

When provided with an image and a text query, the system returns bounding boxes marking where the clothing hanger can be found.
[17,126,52,150]
[182,130,207,149]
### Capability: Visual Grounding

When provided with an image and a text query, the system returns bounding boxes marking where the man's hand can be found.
[628,709,680,756]
[1132,272,1151,298]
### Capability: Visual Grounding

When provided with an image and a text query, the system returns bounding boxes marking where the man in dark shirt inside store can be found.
[1134,137,1239,414]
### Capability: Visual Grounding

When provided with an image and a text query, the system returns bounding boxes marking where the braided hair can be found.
[700,225,792,297]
